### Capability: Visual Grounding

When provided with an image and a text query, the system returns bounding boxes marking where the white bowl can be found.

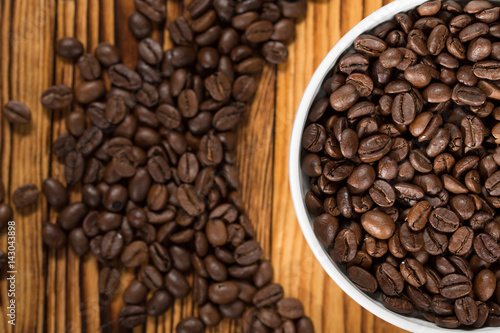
[289,0,499,332]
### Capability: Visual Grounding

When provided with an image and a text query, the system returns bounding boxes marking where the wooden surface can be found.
[0,0,410,332]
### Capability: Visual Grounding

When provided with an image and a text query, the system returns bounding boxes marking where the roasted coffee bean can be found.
[330,229,357,263]
[146,289,173,317]
[41,178,67,208]
[3,100,31,125]
[98,267,120,301]
[401,258,427,287]
[407,201,431,231]
[245,20,273,43]
[365,235,388,257]
[474,233,500,263]
[149,243,171,273]
[472,301,490,328]
[41,85,73,109]
[95,42,120,67]
[388,228,407,258]
[485,170,500,196]
[96,211,121,232]
[135,0,166,22]
[112,148,140,178]
[169,16,193,46]
[339,53,370,75]
[346,164,375,194]
[354,34,387,57]
[454,296,478,325]
[382,294,415,314]
[69,227,89,256]
[473,269,496,302]
[0,203,13,230]
[261,41,289,64]
[361,210,395,240]
[235,240,262,266]
[358,134,392,163]
[313,214,339,246]
[428,25,449,55]
[198,302,221,327]
[434,315,461,329]
[452,85,486,106]
[205,219,227,247]
[253,283,283,308]
[101,230,123,260]
[156,104,182,129]
[330,84,360,112]
[439,274,472,299]
[121,241,149,268]
[423,227,448,255]
[42,223,67,249]
[198,134,223,166]
[448,226,474,256]
[251,260,273,289]
[119,305,146,328]
[209,281,239,305]
[56,37,84,59]
[138,38,163,65]
[376,262,405,296]
[108,64,142,91]
[204,72,231,102]
[77,126,103,156]
[12,183,39,208]
[129,11,153,39]
[140,265,163,290]
[176,317,204,333]
[66,112,87,137]
[212,105,245,131]
[347,266,378,293]
[394,183,425,206]
[430,208,460,233]
[177,184,205,216]
[74,80,106,104]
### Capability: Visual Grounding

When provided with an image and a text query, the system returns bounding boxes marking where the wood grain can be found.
[0,0,410,332]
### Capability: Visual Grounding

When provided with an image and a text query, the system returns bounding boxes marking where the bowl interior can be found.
[289,0,500,332]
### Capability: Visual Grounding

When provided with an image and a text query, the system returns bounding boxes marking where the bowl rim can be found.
[289,0,499,332]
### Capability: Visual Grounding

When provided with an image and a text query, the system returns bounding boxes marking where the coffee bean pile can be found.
[1,0,316,331]
[302,0,500,329]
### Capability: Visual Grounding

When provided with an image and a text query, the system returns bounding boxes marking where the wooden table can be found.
[0,0,409,332]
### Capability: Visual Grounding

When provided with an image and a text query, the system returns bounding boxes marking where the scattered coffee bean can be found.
[56,37,84,59]
[3,101,31,124]
[12,183,39,208]
[41,85,73,109]
[42,223,67,249]
[0,203,13,230]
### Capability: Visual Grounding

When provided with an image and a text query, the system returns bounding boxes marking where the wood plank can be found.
[51,1,78,333]
[342,0,364,32]
[273,1,345,332]
[6,0,56,331]
[79,1,102,333]
[364,0,384,17]
[236,63,276,258]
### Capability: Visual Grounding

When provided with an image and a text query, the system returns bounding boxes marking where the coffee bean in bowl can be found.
[291,0,500,331]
